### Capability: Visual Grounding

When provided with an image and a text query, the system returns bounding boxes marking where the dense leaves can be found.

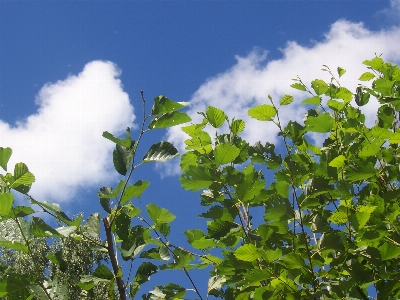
[1,57,400,299]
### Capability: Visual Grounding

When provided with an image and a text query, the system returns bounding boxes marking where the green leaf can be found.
[355,86,370,106]
[30,217,62,237]
[0,193,14,216]
[280,94,294,106]
[86,213,100,238]
[151,95,188,115]
[180,166,214,191]
[134,262,158,284]
[11,162,34,193]
[290,83,307,91]
[121,180,150,204]
[208,276,227,294]
[93,264,114,280]
[0,240,28,253]
[147,203,176,225]
[143,141,179,162]
[335,87,353,102]
[359,71,375,81]
[363,57,383,71]
[8,205,35,218]
[302,96,321,105]
[148,111,191,129]
[30,200,79,226]
[0,147,12,171]
[280,252,305,268]
[113,144,130,176]
[248,104,276,121]
[230,119,245,135]
[305,112,334,132]
[379,243,400,260]
[214,144,240,165]
[311,79,328,95]
[329,155,346,168]
[337,67,346,77]
[235,244,261,261]
[206,106,227,128]
[102,129,133,148]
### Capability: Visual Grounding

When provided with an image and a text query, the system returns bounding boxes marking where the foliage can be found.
[0,57,399,299]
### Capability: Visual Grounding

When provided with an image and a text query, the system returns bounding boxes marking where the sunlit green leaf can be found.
[305,112,334,132]
[148,111,191,129]
[280,94,294,106]
[248,104,276,121]
[359,71,375,81]
[0,193,13,216]
[302,96,321,105]
[121,180,150,204]
[0,147,12,172]
[379,243,400,260]
[151,95,188,115]
[30,217,62,237]
[180,166,214,191]
[329,155,346,168]
[311,79,328,95]
[235,244,260,261]
[231,119,245,135]
[147,203,176,225]
[337,67,346,77]
[206,106,227,128]
[290,83,307,91]
[214,144,240,165]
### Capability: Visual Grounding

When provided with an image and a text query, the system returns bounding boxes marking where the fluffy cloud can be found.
[164,19,400,175]
[0,61,135,201]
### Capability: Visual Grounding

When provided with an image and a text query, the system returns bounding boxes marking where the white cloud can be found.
[0,61,135,202]
[164,19,400,175]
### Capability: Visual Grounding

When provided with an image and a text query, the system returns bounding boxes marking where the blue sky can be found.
[1,1,400,297]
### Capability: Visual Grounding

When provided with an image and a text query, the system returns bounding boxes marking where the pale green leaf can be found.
[290,83,307,91]
[235,244,260,261]
[0,147,12,171]
[147,203,176,225]
[359,71,375,81]
[329,155,346,168]
[305,112,334,132]
[206,106,226,128]
[280,94,294,106]
[248,104,276,121]
[0,193,14,216]
[214,144,240,165]
[302,96,321,105]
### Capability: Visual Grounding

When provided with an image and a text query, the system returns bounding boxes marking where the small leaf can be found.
[148,111,191,129]
[143,141,178,162]
[113,144,130,176]
[206,106,227,128]
[280,94,294,106]
[214,144,240,165]
[86,213,100,238]
[355,86,370,106]
[248,104,276,121]
[337,67,346,77]
[290,83,307,91]
[93,264,114,280]
[151,95,188,115]
[359,71,375,81]
[0,147,12,171]
[0,193,14,216]
[134,262,158,284]
[147,203,176,225]
[231,119,245,135]
[121,180,150,204]
[102,130,132,148]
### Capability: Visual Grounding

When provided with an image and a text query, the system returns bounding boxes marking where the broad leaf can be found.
[30,217,62,237]
[305,112,334,132]
[86,213,100,238]
[214,144,240,165]
[147,203,176,225]
[231,119,245,135]
[235,244,260,262]
[151,95,188,115]
[290,83,307,91]
[143,142,178,162]
[121,180,150,204]
[0,193,13,216]
[148,111,191,129]
[359,71,375,81]
[180,166,214,191]
[206,106,227,128]
[311,79,328,95]
[280,94,294,106]
[248,104,276,121]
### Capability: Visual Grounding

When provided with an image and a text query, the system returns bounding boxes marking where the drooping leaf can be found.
[151,95,188,115]
[30,217,62,237]
[214,144,240,165]
[206,106,227,128]
[86,213,100,238]
[147,203,176,225]
[0,147,12,171]
[0,193,13,216]
[143,142,178,162]
[337,67,346,77]
[148,111,191,129]
[355,86,370,106]
[248,104,276,121]
[113,144,130,176]
[121,180,150,204]
[0,240,28,253]
[93,264,114,280]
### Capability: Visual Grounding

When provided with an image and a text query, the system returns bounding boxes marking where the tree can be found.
[1,56,399,299]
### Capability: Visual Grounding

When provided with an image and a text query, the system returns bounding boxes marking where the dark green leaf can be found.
[113,144,130,175]
[337,67,346,77]
[93,264,114,280]
[134,262,158,284]
[143,142,179,162]
[30,217,62,237]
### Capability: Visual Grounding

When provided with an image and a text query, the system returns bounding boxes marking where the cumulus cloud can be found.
[0,61,135,202]
[163,19,400,175]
